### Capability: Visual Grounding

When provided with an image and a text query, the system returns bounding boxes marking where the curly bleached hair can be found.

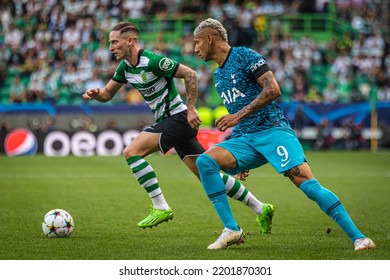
[193,18,228,43]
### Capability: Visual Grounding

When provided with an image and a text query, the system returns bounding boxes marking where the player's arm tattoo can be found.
[176,64,198,108]
[184,69,198,108]
[236,71,281,120]
[285,166,300,182]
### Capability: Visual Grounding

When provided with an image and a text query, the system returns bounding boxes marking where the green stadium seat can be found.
[0,87,10,104]
[57,87,73,105]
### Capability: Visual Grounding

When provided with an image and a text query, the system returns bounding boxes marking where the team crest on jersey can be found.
[159,58,174,71]
[141,70,147,82]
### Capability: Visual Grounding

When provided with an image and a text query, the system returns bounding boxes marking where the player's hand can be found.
[215,113,239,132]
[187,107,202,129]
[236,170,250,181]
[83,88,100,100]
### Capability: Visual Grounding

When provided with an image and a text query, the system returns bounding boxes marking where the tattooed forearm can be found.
[286,166,300,181]
[236,71,281,120]
[184,70,198,107]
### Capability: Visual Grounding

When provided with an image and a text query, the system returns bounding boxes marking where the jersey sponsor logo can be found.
[138,87,156,95]
[4,128,38,157]
[220,87,246,104]
[159,58,175,71]
[250,58,267,72]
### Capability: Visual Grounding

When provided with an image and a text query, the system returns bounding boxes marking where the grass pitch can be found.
[0,151,389,260]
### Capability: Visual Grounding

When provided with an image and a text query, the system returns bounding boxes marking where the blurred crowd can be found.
[1,0,390,107]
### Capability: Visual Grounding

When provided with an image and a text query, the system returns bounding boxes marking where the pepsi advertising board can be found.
[4,129,38,156]
[1,129,140,157]
[1,128,229,157]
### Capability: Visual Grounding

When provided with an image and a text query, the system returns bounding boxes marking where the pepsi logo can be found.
[4,129,38,157]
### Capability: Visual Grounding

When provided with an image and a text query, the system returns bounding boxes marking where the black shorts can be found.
[144,110,206,159]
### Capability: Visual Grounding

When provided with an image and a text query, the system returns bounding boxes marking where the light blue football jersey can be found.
[214,47,290,137]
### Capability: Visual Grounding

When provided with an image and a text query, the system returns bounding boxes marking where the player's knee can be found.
[123,146,134,159]
[196,154,220,175]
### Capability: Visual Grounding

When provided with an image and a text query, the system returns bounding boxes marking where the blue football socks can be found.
[299,178,365,243]
[196,154,240,231]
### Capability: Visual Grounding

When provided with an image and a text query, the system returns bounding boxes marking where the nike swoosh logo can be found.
[215,81,220,87]
[281,159,291,168]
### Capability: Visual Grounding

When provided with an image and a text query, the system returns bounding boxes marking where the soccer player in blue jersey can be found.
[193,18,376,250]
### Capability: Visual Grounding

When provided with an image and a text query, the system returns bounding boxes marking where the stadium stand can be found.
[0,0,390,149]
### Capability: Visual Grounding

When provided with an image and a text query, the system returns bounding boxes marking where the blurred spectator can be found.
[77,48,94,81]
[77,15,94,45]
[331,50,352,79]
[42,75,59,105]
[313,118,335,150]
[305,85,322,103]
[236,3,256,47]
[377,83,390,101]
[105,119,118,130]
[6,45,25,71]
[342,120,365,150]
[197,66,212,106]
[41,116,57,133]
[291,67,308,101]
[123,0,145,18]
[27,76,44,102]
[4,23,24,48]
[84,70,105,93]
[208,0,224,21]
[223,0,241,19]
[21,48,39,79]
[83,116,98,133]
[62,22,80,51]
[1,120,12,132]
[179,0,207,15]
[9,76,27,103]
[93,38,112,73]
[322,83,339,103]
[291,105,306,134]
[61,62,83,98]
[222,0,241,46]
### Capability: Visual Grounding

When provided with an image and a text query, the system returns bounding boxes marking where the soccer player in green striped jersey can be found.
[83,22,275,232]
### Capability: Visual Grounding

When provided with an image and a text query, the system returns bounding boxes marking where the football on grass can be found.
[42,209,74,238]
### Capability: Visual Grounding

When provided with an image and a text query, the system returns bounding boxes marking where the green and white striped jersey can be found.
[112,49,187,122]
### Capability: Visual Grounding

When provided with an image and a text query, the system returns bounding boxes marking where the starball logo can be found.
[4,128,38,157]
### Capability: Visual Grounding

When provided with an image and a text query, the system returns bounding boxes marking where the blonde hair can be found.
[193,18,228,43]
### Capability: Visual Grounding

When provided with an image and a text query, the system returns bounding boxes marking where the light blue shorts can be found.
[215,127,306,175]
